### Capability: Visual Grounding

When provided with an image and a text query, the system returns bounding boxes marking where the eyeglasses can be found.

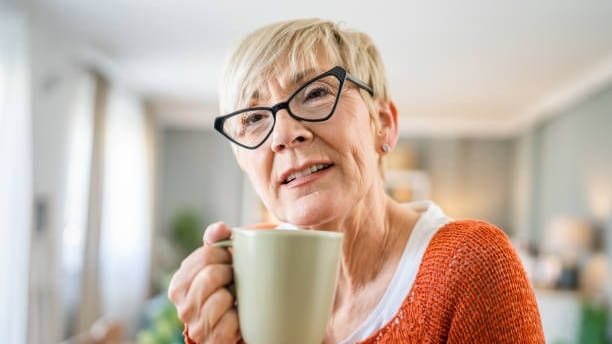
[213,66,374,149]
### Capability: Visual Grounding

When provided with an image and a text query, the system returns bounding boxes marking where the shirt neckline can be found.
[337,200,451,344]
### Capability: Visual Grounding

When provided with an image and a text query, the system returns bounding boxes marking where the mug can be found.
[215,227,343,344]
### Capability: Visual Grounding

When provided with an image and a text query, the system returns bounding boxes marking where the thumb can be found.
[203,221,232,246]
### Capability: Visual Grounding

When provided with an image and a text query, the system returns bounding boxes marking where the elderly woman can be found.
[168,19,545,343]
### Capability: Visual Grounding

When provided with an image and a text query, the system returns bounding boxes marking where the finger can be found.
[168,246,230,304]
[203,221,232,245]
[181,264,233,321]
[168,246,203,300]
[206,308,240,344]
[168,247,231,304]
[189,288,235,342]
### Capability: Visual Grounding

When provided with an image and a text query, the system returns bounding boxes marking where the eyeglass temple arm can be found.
[346,73,374,96]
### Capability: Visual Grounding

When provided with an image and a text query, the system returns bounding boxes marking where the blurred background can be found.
[1,0,611,343]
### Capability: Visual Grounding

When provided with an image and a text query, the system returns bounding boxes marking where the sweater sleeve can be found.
[446,221,545,344]
[183,325,245,344]
[183,325,197,344]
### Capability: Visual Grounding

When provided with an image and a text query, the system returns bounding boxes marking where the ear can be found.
[374,99,399,152]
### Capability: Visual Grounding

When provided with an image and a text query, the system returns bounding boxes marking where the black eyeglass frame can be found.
[213,66,374,149]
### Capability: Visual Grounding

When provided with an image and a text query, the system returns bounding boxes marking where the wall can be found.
[514,80,612,344]
[157,128,244,239]
[397,137,516,234]
[517,82,612,242]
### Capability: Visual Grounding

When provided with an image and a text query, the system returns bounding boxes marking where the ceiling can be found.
[29,0,612,137]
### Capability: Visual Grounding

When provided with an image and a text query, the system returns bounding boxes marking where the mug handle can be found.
[211,239,236,299]
[212,239,232,248]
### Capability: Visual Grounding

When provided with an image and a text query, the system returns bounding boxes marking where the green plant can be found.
[578,299,609,344]
[138,208,205,343]
[137,294,184,344]
[170,208,203,256]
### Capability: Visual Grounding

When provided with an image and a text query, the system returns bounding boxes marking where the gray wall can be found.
[519,81,612,336]
[157,128,244,237]
[398,138,516,234]
[519,83,612,242]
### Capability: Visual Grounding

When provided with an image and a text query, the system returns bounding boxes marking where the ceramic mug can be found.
[215,228,343,344]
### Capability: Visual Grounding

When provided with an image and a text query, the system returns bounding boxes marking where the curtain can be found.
[61,71,99,335]
[71,77,155,339]
[0,6,32,344]
[98,84,153,337]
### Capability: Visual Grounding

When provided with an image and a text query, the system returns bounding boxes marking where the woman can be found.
[168,18,545,343]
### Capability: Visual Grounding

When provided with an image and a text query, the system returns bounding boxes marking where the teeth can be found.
[285,164,328,183]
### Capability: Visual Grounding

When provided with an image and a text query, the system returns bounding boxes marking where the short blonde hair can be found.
[219,18,390,125]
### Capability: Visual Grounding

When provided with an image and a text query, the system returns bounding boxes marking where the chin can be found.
[282,194,341,228]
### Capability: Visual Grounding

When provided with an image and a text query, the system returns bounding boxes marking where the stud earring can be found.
[382,143,390,153]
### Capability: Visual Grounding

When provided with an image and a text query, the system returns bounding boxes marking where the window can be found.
[0,6,32,343]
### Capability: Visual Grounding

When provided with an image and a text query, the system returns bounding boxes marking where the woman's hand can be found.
[168,222,241,343]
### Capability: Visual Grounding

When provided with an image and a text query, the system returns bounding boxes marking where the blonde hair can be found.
[219,18,390,125]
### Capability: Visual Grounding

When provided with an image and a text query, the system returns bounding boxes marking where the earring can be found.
[382,143,390,153]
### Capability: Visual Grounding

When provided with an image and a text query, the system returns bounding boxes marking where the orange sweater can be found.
[185,220,545,343]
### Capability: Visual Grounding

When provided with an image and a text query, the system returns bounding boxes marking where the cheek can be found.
[347,142,379,193]
[336,119,378,171]
[237,149,274,200]
[332,99,377,150]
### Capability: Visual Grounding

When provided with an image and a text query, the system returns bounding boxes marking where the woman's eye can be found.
[304,86,331,101]
[242,112,266,126]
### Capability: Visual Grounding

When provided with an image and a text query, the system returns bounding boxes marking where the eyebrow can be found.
[287,68,317,88]
[247,67,319,105]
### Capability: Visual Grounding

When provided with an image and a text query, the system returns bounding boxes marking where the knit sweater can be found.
[184,220,545,343]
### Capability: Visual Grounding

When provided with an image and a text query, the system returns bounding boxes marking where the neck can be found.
[316,180,418,293]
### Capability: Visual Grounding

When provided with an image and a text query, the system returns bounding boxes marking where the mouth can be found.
[281,163,334,185]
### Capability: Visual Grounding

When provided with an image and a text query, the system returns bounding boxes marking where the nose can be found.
[270,110,313,152]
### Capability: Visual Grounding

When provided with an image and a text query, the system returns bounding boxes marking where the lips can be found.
[279,162,333,185]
